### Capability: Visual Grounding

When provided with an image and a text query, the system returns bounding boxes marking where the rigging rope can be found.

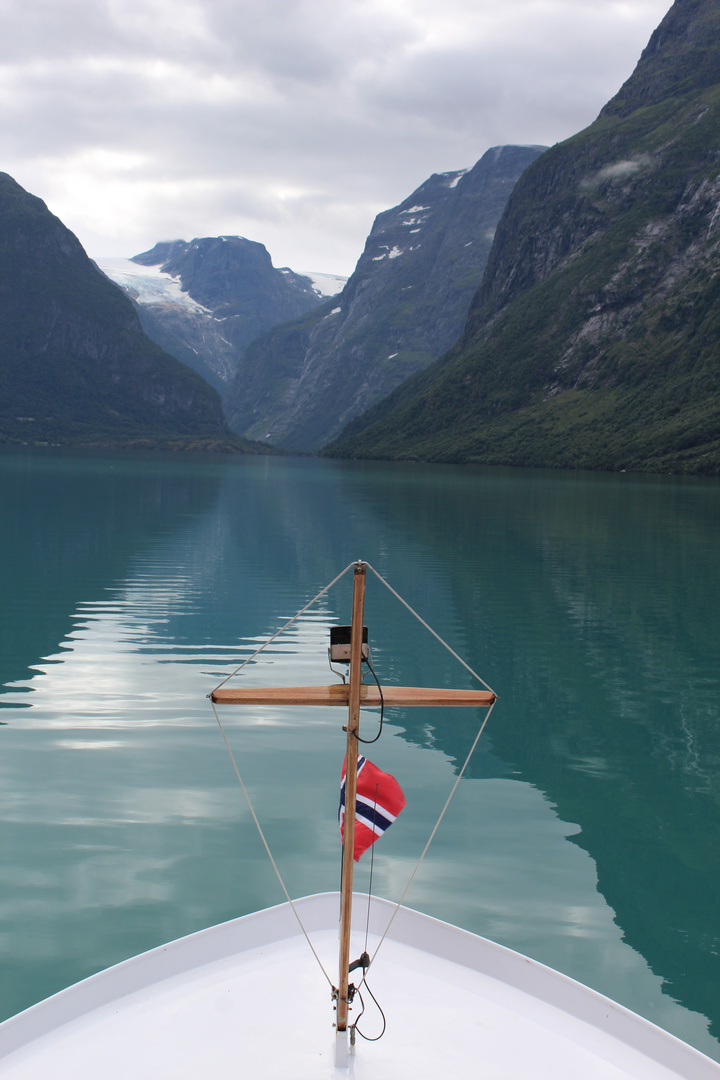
[369,697,496,965]
[209,558,498,991]
[211,561,356,694]
[364,793,377,957]
[211,697,335,989]
[365,562,496,696]
[208,565,358,990]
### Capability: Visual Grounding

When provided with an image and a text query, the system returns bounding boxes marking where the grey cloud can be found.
[0,0,673,274]
[202,0,415,82]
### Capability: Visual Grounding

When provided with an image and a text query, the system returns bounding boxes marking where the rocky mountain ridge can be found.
[0,174,257,449]
[223,144,546,450]
[100,237,336,393]
[327,0,720,475]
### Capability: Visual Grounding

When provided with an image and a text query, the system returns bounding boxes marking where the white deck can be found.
[0,893,718,1079]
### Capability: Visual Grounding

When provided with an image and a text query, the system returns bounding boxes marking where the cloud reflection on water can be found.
[1,453,719,1060]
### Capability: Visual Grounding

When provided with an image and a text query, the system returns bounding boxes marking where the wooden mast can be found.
[211,559,496,1045]
[336,560,366,1034]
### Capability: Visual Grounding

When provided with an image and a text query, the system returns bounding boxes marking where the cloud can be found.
[581,154,653,189]
[0,0,672,274]
[596,158,649,179]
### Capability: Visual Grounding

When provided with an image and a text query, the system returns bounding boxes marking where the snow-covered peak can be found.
[95,257,212,314]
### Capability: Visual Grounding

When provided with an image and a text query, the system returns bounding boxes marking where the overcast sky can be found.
[2,0,672,276]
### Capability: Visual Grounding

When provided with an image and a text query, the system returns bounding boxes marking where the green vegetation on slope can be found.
[326,0,720,475]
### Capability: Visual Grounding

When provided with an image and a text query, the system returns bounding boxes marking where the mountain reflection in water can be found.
[1,448,719,1060]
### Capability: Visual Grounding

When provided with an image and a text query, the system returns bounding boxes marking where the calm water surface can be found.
[1,448,719,1057]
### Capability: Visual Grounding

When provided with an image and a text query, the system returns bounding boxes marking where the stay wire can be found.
[355,563,497,961]
[208,565,358,993]
[349,787,378,1005]
[364,784,379,956]
[365,562,496,696]
[210,561,356,694]
[369,698,497,966]
[211,698,334,988]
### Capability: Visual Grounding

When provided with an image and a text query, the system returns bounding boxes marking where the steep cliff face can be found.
[110,237,330,390]
[224,145,545,450]
[0,174,237,447]
[601,0,720,117]
[327,0,720,475]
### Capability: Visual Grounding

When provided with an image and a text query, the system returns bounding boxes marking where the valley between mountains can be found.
[2,0,719,475]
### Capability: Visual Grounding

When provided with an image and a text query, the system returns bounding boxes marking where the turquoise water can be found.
[1,448,719,1057]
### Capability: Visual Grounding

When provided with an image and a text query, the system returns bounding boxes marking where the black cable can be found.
[357,655,384,744]
[349,986,365,1037]
[351,980,387,1042]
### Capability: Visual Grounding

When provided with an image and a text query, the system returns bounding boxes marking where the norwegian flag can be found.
[339,755,406,861]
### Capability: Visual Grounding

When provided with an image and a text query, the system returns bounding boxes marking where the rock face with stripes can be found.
[222,145,545,450]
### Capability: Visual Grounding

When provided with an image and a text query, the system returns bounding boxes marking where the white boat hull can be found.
[0,893,718,1079]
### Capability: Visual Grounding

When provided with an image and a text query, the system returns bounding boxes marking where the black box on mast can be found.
[329,625,369,663]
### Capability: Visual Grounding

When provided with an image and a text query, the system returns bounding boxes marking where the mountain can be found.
[99,239,340,392]
[326,0,720,476]
[222,145,546,450]
[0,174,254,449]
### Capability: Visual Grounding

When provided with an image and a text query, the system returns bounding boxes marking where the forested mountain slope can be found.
[0,174,253,449]
[327,0,720,475]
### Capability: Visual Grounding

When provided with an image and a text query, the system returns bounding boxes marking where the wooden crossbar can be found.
[211,685,495,707]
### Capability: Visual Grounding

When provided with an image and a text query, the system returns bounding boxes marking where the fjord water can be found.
[1,449,719,1057]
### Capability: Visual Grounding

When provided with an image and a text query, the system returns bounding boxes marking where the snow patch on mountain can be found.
[448,171,468,188]
[372,246,404,261]
[299,271,347,298]
[96,257,211,313]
